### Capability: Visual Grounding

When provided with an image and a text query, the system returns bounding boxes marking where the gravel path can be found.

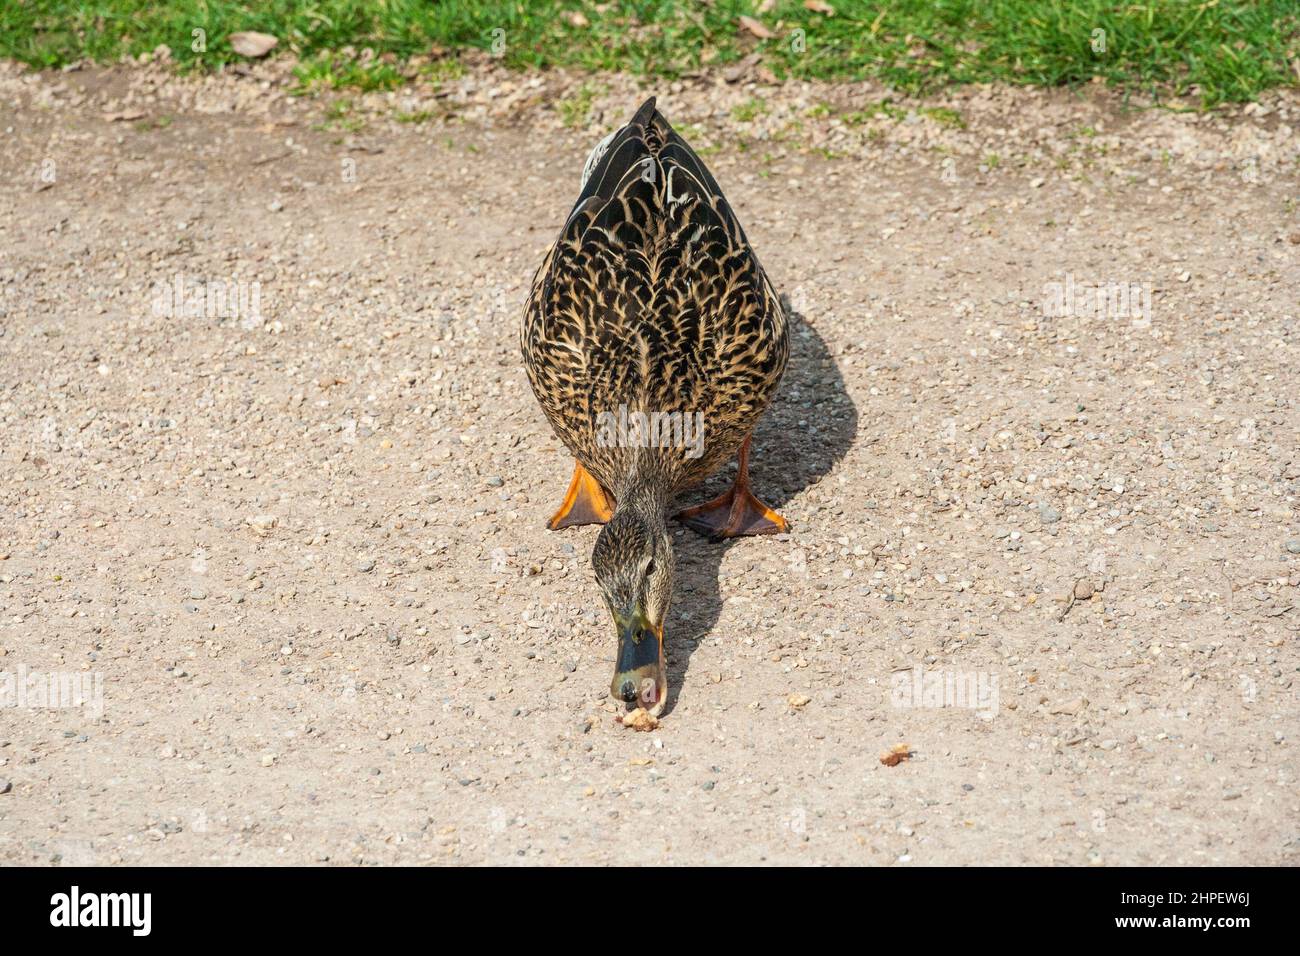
[1,59,1297,865]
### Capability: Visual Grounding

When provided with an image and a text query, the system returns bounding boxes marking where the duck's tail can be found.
[575,97,661,197]
[566,97,726,231]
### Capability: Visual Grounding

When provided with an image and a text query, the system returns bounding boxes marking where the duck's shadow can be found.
[663,305,858,715]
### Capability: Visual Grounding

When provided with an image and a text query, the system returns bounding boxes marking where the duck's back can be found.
[523,98,788,497]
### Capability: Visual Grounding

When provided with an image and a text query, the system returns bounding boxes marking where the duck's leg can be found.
[675,435,788,539]
[547,461,615,530]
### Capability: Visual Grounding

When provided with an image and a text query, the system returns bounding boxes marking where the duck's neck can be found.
[615,460,672,527]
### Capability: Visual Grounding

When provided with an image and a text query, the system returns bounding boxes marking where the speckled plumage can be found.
[522,97,788,502]
[522,97,789,714]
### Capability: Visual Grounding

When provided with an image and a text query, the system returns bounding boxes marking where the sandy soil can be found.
[1,56,1297,865]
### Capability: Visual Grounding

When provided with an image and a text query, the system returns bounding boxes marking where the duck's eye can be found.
[644,559,656,578]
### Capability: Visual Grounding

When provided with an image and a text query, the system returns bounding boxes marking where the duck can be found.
[522,97,788,717]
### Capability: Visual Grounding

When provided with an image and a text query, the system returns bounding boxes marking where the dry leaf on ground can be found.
[620,708,659,732]
[229,32,278,58]
[738,16,777,40]
[880,744,913,767]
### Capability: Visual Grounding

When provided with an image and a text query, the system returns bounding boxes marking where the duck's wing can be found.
[562,96,763,272]
[540,95,781,341]
[523,98,788,486]
[567,96,662,221]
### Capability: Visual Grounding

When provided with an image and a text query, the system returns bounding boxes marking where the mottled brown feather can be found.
[522,98,788,501]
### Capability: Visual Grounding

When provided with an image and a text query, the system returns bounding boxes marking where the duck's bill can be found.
[610,612,666,716]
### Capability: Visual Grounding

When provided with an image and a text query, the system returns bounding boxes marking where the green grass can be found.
[556,81,601,127]
[2,1,1296,107]
[394,108,435,124]
[731,96,768,121]
[312,96,364,133]
[918,106,966,128]
[293,50,404,92]
[844,99,907,123]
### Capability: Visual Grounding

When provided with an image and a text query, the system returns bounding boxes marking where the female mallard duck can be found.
[522,97,788,716]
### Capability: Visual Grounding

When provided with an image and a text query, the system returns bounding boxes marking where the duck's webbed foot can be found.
[675,435,788,540]
[547,461,615,530]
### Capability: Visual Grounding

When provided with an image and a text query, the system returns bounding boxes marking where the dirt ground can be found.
[1,55,1297,866]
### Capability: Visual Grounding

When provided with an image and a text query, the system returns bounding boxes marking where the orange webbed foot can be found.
[674,435,788,540]
[547,461,615,530]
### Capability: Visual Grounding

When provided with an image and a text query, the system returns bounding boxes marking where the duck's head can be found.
[592,505,673,716]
